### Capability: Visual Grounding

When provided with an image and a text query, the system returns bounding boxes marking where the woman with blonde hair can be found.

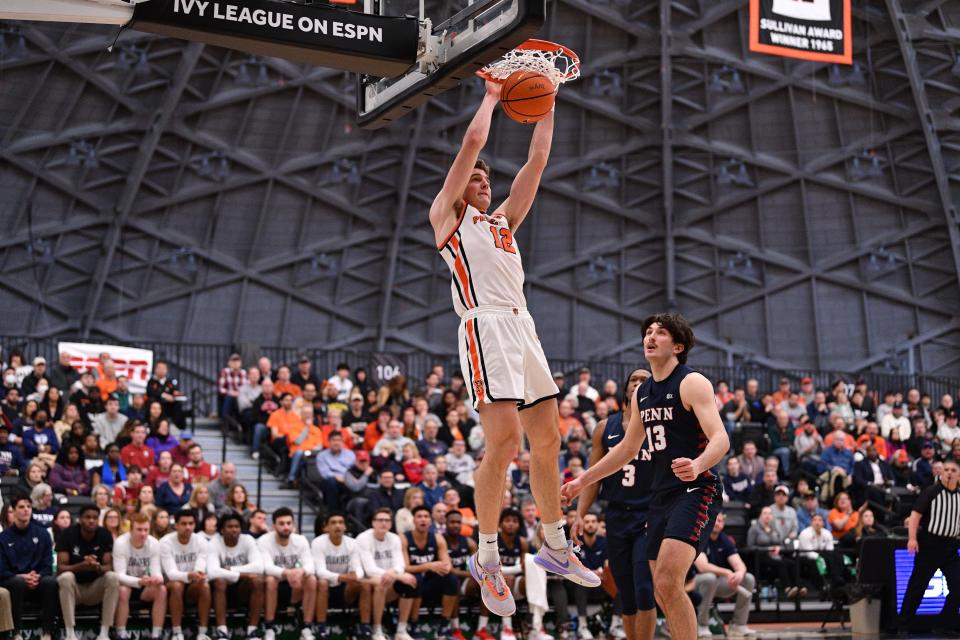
[149,508,171,539]
[102,507,127,539]
[221,483,256,523]
[401,442,427,484]
[187,481,216,523]
[395,486,424,535]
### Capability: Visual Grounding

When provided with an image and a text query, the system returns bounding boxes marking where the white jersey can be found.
[311,534,364,584]
[113,533,163,588]
[257,531,314,579]
[356,529,404,578]
[160,532,208,582]
[439,203,526,317]
[208,534,263,582]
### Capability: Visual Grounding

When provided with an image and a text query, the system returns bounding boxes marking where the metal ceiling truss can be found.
[1,1,959,376]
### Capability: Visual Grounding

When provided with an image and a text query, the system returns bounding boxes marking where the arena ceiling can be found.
[0,0,959,375]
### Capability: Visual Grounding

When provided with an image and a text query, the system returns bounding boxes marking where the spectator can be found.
[746,506,804,599]
[92,484,112,519]
[145,401,165,435]
[721,387,752,433]
[417,465,446,509]
[442,488,476,539]
[565,367,599,416]
[794,417,824,473]
[823,416,856,451]
[147,450,175,489]
[396,488,425,536]
[113,465,143,515]
[249,379,281,457]
[855,421,888,460]
[20,357,48,400]
[315,430,357,510]
[693,512,756,638]
[797,513,845,588]
[39,386,64,423]
[559,436,588,473]
[258,507,317,640]
[911,442,938,488]
[17,461,45,497]
[272,367,302,400]
[120,423,155,471]
[401,443,428,485]
[290,356,320,391]
[320,408,354,450]
[737,440,764,482]
[838,508,886,556]
[112,376,132,414]
[49,445,91,497]
[0,493,57,640]
[56,504,118,640]
[779,392,808,425]
[53,404,82,443]
[218,353,247,419]
[748,469,778,518]
[852,445,894,507]
[95,361,119,403]
[159,510,212,640]
[221,483,256,523]
[48,352,79,393]
[343,449,376,498]
[806,391,831,431]
[937,411,960,456]
[187,484,217,526]
[906,419,934,459]
[156,464,192,512]
[280,405,324,489]
[745,378,767,423]
[90,396,126,446]
[102,507,126,539]
[369,468,404,512]
[0,425,25,476]
[31,483,57,528]
[881,402,910,440]
[827,491,863,539]
[444,439,476,490]
[417,419,448,462]
[237,368,262,424]
[150,508,172,539]
[23,410,59,469]
[1,387,23,433]
[123,394,147,422]
[146,361,185,428]
[821,432,855,500]
[208,511,264,640]
[343,393,373,441]
[208,461,237,510]
[185,444,219,485]
[259,393,302,463]
[891,450,915,488]
[373,420,415,461]
[767,410,794,473]
[722,456,751,503]
[92,443,127,488]
[146,419,178,461]
[771,485,799,540]
[322,363,352,403]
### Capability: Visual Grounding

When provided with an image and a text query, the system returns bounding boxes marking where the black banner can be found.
[750,0,851,64]
[131,0,419,77]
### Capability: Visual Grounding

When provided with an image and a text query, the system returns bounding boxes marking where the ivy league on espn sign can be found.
[750,0,852,64]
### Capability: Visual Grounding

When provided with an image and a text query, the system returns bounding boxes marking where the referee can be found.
[899,457,960,634]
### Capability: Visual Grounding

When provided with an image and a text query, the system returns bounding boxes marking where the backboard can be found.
[356,0,545,129]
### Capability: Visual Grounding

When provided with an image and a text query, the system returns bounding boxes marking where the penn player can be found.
[572,368,654,640]
[430,79,599,616]
[563,314,730,640]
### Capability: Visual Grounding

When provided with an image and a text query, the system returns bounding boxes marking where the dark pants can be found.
[320,477,344,511]
[2,574,59,633]
[754,553,800,592]
[900,532,960,629]
[220,395,238,420]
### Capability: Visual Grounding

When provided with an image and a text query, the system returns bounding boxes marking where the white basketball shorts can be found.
[457,305,559,410]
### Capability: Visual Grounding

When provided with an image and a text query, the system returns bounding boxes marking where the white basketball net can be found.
[480,45,580,87]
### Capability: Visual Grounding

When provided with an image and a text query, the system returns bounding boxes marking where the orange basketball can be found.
[500,70,556,124]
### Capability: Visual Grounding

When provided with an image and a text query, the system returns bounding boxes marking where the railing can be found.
[3,335,958,418]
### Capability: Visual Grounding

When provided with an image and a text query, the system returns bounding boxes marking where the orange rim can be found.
[476,38,580,83]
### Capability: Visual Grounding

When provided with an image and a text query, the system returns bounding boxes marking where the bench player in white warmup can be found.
[430,80,600,616]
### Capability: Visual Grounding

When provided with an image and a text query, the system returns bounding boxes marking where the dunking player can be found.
[430,80,600,616]
[571,368,654,640]
[563,314,730,640]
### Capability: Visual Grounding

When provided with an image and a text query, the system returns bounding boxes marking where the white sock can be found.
[219,626,230,635]
[373,625,383,635]
[478,615,490,630]
[199,626,208,636]
[531,607,543,629]
[116,627,128,639]
[451,617,460,630]
[173,627,183,636]
[100,625,110,638]
[397,622,407,633]
[543,520,567,551]
[246,626,257,635]
[579,616,588,629]
[65,628,76,638]
[152,627,163,639]
[502,616,513,630]
[478,532,499,567]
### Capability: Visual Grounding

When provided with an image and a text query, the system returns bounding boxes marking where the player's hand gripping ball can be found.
[500,70,556,124]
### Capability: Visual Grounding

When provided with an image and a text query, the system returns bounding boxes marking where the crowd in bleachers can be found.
[1,346,959,640]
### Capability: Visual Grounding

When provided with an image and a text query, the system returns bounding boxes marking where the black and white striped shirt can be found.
[914,480,960,539]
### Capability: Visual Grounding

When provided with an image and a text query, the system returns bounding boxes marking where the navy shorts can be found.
[327,583,358,608]
[645,483,721,561]
[395,572,458,601]
[605,506,654,615]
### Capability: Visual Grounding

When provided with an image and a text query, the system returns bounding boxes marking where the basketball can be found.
[500,70,556,124]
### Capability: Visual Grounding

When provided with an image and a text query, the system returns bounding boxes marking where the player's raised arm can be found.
[562,387,646,501]
[430,82,501,244]
[671,373,730,482]
[495,109,554,232]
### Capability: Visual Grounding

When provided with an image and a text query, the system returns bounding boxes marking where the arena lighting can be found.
[310,253,338,276]
[0,28,27,61]
[325,158,360,185]
[65,140,99,169]
[170,247,198,273]
[849,149,883,181]
[828,61,868,87]
[589,70,623,98]
[237,57,272,87]
[25,238,54,265]
[867,246,898,274]
[708,66,745,94]
[586,255,616,282]
[194,151,231,181]
[726,251,756,279]
[715,158,753,188]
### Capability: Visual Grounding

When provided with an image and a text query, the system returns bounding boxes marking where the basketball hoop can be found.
[476,39,580,87]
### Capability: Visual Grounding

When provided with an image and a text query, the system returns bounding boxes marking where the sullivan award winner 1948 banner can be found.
[750,0,852,64]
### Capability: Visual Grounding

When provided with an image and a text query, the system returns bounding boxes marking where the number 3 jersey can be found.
[635,364,721,495]
[600,411,654,511]
[438,202,526,318]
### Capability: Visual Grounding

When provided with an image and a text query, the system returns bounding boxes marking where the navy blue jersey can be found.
[498,534,523,567]
[636,364,720,494]
[445,534,471,570]
[579,535,607,571]
[599,412,654,511]
[405,531,438,566]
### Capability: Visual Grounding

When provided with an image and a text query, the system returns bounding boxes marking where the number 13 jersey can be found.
[635,364,720,495]
[438,202,526,318]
